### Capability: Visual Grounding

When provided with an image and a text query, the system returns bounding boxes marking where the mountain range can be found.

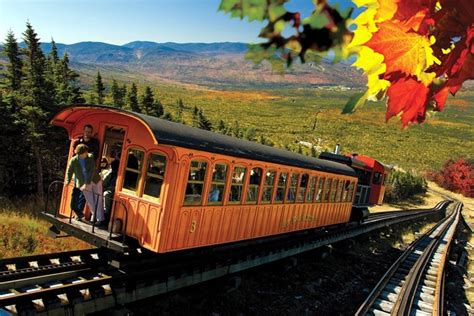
[3,41,366,89]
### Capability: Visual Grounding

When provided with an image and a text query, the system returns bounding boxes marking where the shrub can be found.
[427,158,474,197]
[384,170,427,203]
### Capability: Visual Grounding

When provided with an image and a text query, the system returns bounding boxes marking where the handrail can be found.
[45,180,65,217]
[45,181,129,245]
[109,198,129,246]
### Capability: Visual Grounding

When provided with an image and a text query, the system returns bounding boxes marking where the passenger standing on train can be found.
[65,144,106,227]
[70,124,100,220]
[72,124,100,161]
[103,159,120,224]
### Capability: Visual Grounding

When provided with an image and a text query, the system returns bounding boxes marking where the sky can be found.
[0,0,355,45]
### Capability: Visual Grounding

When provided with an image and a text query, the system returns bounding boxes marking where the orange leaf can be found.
[386,77,429,125]
[366,21,436,77]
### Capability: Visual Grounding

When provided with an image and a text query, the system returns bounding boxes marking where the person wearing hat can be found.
[65,144,106,226]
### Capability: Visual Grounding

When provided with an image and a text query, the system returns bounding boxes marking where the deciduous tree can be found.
[220,0,474,126]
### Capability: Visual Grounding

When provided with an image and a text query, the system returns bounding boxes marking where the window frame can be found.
[245,167,263,204]
[286,173,299,203]
[275,171,288,204]
[306,176,317,203]
[261,169,277,204]
[206,162,229,206]
[315,177,325,202]
[142,151,168,203]
[183,159,209,206]
[121,147,146,196]
[296,173,309,203]
[323,178,332,202]
[228,165,248,205]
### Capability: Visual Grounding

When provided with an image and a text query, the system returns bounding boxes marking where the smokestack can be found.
[334,144,340,155]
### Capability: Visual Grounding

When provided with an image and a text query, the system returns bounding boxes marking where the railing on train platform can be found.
[45,180,129,246]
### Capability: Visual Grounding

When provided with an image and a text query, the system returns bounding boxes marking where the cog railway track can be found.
[0,201,451,315]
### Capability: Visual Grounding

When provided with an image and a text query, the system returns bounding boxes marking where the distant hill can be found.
[1,41,367,89]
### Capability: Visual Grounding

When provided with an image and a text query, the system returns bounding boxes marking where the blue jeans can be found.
[71,187,86,217]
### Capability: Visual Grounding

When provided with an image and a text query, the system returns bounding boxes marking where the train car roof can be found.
[51,105,356,177]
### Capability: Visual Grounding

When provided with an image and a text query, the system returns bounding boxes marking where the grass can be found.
[90,75,473,173]
[0,198,91,258]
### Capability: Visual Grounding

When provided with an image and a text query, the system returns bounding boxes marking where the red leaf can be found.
[447,52,474,94]
[395,0,434,21]
[432,86,449,111]
[386,77,430,125]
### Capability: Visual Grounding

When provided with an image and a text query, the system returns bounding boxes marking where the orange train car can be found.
[44,105,359,253]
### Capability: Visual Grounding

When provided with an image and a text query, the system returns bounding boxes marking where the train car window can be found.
[246,167,263,204]
[184,160,208,206]
[342,180,350,201]
[122,149,144,194]
[143,152,167,202]
[287,173,299,203]
[330,179,338,202]
[208,163,228,205]
[347,182,355,202]
[306,176,317,202]
[336,180,344,202]
[373,172,383,185]
[323,178,332,202]
[261,170,276,204]
[383,174,387,185]
[296,174,309,202]
[229,166,247,204]
[316,177,324,202]
[275,172,288,203]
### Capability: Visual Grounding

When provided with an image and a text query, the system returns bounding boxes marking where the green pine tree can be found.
[243,127,256,141]
[3,30,23,93]
[110,79,123,107]
[197,109,212,131]
[48,39,59,64]
[19,22,54,199]
[217,119,227,134]
[176,98,184,122]
[232,121,242,138]
[191,105,199,127]
[55,52,82,104]
[162,112,174,121]
[127,83,140,112]
[141,86,154,114]
[95,71,105,104]
[152,100,164,117]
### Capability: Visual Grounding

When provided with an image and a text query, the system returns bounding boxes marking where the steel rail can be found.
[356,202,461,315]
[0,201,450,315]
[0,249,106,283]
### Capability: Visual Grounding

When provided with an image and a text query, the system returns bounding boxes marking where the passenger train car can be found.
[319,152,389,220]
[43,105,385,253]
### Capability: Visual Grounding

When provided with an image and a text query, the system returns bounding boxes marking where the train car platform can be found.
[41,212,129,252]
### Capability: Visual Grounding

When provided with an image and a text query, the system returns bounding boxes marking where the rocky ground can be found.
[125,213,452,315]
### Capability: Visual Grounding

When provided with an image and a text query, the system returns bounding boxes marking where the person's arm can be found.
[66,159,74,184]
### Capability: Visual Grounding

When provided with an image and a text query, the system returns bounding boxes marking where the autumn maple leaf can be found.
[386,77,429,125]
[366,21,438,77]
